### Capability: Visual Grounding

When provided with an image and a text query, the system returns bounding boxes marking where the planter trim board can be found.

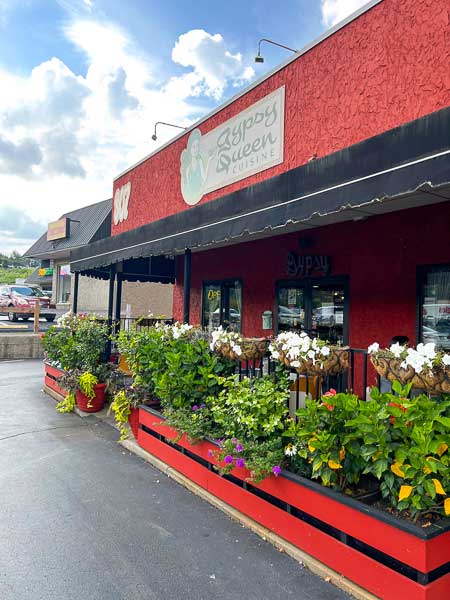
[138,406,450,600]
[44,363,66,398]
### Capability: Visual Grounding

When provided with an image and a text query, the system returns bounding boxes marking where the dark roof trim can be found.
[24,198,111,258]
[71,105,450,272]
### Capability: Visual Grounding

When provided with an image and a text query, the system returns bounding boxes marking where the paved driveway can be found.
[0,315,54,333]
[0,360,349,600]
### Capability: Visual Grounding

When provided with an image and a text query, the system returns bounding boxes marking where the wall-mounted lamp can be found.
[152,121,187,141]
[255,38,299,64]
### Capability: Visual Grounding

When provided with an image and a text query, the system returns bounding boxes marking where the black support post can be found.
[114,273,123,331]
[183,249,191,324]
[106,264,116,360]
[72,271,79,314]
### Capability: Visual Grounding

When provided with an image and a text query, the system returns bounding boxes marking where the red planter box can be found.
[44,363,66,397]
[128,407,140,439]
[138,406,450,600]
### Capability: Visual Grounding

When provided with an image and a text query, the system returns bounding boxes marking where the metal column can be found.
[72,271,80,314]
[183,249,191,324]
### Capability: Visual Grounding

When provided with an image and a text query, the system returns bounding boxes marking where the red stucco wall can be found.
[113,0,450,233]
[172,202,450,361]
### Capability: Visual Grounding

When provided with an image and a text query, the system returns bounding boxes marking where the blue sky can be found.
[0,0,370,253]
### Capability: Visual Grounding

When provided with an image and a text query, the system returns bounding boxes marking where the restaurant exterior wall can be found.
[173,201,450,355]
[112,0,450,234]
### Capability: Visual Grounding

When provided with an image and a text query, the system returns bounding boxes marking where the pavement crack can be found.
[0,423,87,442]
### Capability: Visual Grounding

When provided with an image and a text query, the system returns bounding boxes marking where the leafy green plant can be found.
[285,389,367,488]
[108,385,147,441]
[163,403,216,444]
[42,327,73,366]
[208,369,290,482]
[210,370,289,440]
[155,335,234,410]
[78,372,98,408]
[56,392,76,413]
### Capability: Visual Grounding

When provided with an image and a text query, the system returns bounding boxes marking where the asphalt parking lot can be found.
[0,315,55,333]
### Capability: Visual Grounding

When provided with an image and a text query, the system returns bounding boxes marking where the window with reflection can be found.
[420,265,450,350]
[202,280,242,333]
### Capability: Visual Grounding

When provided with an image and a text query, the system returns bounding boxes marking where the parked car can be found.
[0,285,55,322]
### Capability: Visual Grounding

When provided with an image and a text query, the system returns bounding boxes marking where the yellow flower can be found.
[308,441,316,453]
[432,479,446,496]
[445,498,450,516]
[424,466,432,475]
[328,460,342,470]
[437,443,448,457]
[399,485,414,501]
[339,448,346,461]
[391,461,405,478]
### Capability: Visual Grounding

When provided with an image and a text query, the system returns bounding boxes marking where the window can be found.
[202,280,242,333]
[418,265,450,350]
[10,286,45,297]
[57,264,71,304]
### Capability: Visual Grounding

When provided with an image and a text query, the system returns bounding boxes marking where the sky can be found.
[0,0,371,254]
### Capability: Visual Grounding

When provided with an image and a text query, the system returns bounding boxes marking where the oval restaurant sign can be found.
[180,86,285,206]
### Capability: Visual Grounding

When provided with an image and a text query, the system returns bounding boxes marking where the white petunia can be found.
[368,342,380,354]
[442,354,450,366]
[321,346,330,357]
[389,342,404,358]
[416,342,436,361]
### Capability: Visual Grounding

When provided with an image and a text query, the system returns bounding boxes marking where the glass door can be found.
[311,284,346,345]
[202,280,242,333]
[276,278,348,344]
[277,286,306,333]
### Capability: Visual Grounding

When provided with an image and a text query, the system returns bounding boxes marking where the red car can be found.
[0,285,56,322]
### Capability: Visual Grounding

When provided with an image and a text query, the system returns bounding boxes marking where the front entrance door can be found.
[276,278,349,344]
[202,280,242,332]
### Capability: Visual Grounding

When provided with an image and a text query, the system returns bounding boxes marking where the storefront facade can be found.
[70,0,450,365]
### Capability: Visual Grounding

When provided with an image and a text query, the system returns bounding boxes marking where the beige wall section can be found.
[73,275,173,318]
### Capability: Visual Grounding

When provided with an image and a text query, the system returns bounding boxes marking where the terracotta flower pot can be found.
[128,406,140,439]
[75,383,107,413]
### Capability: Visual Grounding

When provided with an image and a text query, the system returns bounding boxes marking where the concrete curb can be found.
[121,437,378,600]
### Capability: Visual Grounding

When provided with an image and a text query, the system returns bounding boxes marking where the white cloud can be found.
[0,20,255,253]
[172,29,254,100]
[321,0,370,28]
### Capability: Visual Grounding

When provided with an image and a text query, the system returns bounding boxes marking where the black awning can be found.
[71,106,450,273]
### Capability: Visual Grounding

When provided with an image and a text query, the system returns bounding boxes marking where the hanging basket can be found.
[219,338,267,361]
[279,348,350,376]
[371,356,450,394]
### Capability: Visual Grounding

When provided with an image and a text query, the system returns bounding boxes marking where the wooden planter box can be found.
[44,362,66,398]
[138,406,450,600]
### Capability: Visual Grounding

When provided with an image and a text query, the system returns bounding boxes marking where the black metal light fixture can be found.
[255,38,299,63]
[152,121,187,141]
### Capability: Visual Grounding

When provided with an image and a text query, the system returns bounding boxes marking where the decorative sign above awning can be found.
[286,253,331,278]
[180,86,285,206]
[47,218,69,241]
[114,181,131,225]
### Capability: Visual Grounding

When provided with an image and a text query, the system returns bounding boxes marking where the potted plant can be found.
[43,313,112,413]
